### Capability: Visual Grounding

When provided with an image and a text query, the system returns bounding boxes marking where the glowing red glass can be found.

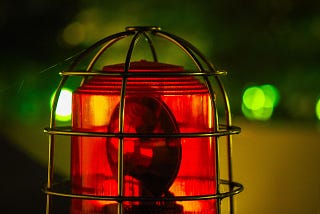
[71,61,217,213]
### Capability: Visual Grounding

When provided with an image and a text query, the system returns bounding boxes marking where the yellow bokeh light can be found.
[62,22,85,46]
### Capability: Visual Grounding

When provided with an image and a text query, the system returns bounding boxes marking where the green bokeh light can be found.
[316,97,320,120]
[260,84,280,107]
[50,88,72,122]
[241,84,280,121]
[241,103,274,121]
[243,86,265,110]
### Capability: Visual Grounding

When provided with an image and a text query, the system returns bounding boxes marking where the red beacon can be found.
[45,26,243,214]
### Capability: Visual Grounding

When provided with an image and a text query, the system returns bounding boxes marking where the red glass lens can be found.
[71,61,217,213]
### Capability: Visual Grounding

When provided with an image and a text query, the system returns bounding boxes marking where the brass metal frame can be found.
[44,26,243,214]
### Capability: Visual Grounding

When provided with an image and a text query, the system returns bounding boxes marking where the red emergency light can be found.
[44,26,243,214]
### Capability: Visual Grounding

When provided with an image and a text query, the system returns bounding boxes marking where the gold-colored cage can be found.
[44,26,243,214]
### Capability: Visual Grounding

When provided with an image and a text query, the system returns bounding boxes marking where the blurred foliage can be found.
[0,0,319,125]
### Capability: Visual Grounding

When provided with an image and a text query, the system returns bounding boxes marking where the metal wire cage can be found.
[44,26,243,214]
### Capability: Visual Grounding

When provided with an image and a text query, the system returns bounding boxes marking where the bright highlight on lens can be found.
[50,88,72,121]
[316,98,320,120]
[241,84,280,121]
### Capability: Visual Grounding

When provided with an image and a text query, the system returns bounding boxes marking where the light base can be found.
[102,203,183,214]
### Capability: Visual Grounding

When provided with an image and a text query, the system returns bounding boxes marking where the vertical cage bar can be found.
[215,76,235,214]
[85,36,127,72]
[203,76,221,213]
[141,32,158,62]
[46,75,69,214]
[154,31,204,71]
[155,29,238,213]
[116,30,143,214]
[156,29,225,214]
[45,135,54,214]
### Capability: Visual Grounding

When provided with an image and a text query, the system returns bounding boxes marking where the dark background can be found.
[0,0,319,213]
[1,0,319,123]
